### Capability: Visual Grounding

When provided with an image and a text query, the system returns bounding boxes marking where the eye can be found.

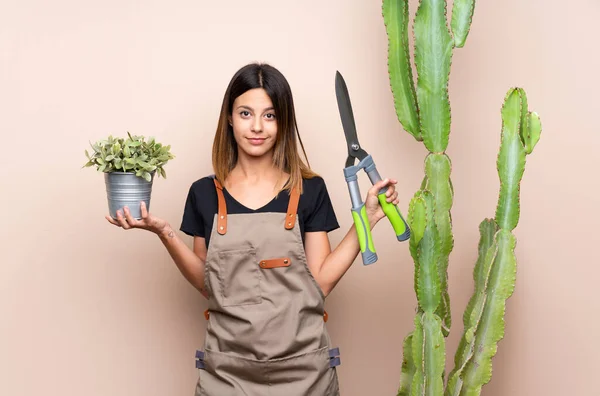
[240,110,251,117]
[265,113,276,120]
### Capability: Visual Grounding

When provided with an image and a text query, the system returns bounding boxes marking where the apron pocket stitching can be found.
[216,247,262,307]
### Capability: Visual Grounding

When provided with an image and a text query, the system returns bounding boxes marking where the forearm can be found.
[157,224,208,298]
[317,217,380,297]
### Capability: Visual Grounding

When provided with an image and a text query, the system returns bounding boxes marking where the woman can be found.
[106,63,400,396]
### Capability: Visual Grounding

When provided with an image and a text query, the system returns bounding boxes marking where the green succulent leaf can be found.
[83,132,174,180]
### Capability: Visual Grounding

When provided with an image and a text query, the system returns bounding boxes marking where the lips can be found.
[247,137,266,145]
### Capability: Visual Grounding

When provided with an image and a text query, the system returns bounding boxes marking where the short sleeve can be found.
[303,177,340,233]
[180,184,205,237]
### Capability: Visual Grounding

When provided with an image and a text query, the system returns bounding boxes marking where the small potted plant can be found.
[83,132,175,219]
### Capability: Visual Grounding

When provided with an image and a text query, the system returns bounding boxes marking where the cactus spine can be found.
[382,0,541,395]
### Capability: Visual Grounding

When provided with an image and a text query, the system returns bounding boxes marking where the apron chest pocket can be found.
[217,248,262,307]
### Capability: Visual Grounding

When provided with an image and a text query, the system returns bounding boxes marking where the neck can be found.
[230,152,282,184]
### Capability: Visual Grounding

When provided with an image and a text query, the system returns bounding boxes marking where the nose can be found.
[251,117,263,133]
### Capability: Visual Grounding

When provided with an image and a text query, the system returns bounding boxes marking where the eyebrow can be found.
[236,105,275,112]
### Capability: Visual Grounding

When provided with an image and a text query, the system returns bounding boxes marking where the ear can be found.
[228,115,233,126]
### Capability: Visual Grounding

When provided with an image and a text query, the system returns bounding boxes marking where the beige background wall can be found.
[2,0,598,395]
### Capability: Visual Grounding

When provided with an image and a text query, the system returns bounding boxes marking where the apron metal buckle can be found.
[328,347,341,368]
[195,350,205,369]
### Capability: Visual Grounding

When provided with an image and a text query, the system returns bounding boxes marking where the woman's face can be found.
[229,88,278,159]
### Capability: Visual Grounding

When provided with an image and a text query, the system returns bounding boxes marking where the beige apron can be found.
[194,178,341,396]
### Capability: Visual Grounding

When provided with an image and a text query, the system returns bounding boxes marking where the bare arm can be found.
[157,227,209,299]
[304,178,400,297]
[106,202,209,298]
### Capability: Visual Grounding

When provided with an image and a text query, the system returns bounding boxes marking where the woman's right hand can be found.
[105,201,168,235]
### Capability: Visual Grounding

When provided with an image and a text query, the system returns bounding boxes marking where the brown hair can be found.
[211,63,318,194]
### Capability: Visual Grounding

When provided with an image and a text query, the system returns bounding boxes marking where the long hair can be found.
[212,63,317,194]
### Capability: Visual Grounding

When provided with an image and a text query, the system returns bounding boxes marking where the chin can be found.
[241,145,274,158]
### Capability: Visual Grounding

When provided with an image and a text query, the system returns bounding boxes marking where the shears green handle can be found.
[344,155,410,265]
[378,187,410,241]
[350,203,377,265]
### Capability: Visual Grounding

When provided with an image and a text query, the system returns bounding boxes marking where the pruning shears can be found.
[335,71,410,265]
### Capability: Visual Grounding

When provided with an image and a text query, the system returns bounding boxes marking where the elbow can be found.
[318,279,334,299]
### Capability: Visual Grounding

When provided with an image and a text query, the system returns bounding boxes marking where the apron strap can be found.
[285,186,300,230]
[214,176,297,232]
[213,178,227,235]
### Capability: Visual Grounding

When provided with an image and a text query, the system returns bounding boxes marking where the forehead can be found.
[234,88,273,110]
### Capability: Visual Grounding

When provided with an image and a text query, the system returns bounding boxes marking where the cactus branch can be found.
[383,0,421,140]
[445,89,541,395]
[414,0,454,153]
[424,153,454,335]
[522,112,542,154]
[445,219,498,396]
[495,88,527,231]
[458,229,517,394]
[397,333,415,396]
[450,0,476,48]
[415,191,442,313]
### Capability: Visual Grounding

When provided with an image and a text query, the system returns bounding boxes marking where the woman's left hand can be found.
[364,178,400,228]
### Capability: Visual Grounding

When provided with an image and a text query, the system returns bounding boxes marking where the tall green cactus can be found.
[382,0,541,395]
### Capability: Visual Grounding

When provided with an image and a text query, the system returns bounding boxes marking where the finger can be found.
[105,215,121,226]
[116,210,131,229]
[370,178,389,195]
[123,206,139,227]
[389,191,398,203]
[140,201,149,219]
